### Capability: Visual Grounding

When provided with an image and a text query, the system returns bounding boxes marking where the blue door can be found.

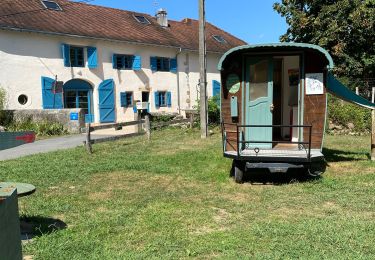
[99,79,115,123]
[245,58,273,148]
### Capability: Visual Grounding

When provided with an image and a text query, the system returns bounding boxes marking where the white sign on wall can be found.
[306,73,324,95]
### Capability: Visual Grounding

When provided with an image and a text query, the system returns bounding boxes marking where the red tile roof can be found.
[0,0,247,53]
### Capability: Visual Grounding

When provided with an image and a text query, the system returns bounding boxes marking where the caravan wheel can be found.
[234,162,244,184]
[307,161,327,177]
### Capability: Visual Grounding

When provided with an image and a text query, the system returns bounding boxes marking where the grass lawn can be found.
[1,128,374,259]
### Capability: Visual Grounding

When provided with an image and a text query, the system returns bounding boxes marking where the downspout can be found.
[176,47,182,115]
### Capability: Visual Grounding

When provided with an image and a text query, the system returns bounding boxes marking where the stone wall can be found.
[0,109,85,134]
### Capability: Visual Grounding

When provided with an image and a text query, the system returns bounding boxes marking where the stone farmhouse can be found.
[0,0,246,125]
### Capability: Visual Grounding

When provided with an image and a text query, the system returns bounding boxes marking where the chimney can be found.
[156,8,168,27]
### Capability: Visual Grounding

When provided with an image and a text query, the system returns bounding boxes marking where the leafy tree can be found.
[274,0,375,79]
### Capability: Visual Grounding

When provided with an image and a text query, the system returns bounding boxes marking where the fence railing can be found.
[221,122,313,160]
[84,115,192,154]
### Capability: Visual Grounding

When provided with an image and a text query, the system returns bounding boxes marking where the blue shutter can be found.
[150,57,157,71]
[212,80,221,106]
[212,80,221,97]
[154,92,160,108]
[112,54,117,69]
[170,58,177,73]
[132,55,142,71]
[120,92,127,107]
[61,44,70,67]
[41,76,63,109]
[87,46,98,69]
[167,92,172,107]
[98,79,115,123]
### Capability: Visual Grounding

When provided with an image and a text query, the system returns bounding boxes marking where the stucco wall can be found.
[0,30,222,123]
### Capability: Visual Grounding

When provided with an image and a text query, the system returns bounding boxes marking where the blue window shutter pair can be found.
[132,56,142,71]
[170,58,177,73]
[150,57,157,71]
[87,46,98,69]
[154,92,171,108]
[41,76,63,109]
[61,44,70,67]
[167,92,172,107]
[120,92,127,107]
[62,44,97,68]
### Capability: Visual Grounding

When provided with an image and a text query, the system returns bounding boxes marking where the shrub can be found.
[8,117,68,136]
[207,96,220,125]
[194,96,221,126]
[149,114,176,123]
[0,86,6,110]
[328,94,372,132]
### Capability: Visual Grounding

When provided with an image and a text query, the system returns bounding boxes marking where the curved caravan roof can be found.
[217,42,335,71]
[218,43,374,109]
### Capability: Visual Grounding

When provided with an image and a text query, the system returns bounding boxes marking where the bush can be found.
[149,114,176,123]
[328,94,372,132]
[7,117,68,136]
[194,96,221,126]
[208,96,220,125]
[0,86,6,110]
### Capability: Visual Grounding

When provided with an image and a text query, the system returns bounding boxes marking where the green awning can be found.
[327,73,375,109]
[218,43,335,71]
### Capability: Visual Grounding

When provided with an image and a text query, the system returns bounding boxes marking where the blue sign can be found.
[70,113,79,121]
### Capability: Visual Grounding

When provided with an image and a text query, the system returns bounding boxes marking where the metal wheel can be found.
[307,161,327,177]
[234,164,244,183]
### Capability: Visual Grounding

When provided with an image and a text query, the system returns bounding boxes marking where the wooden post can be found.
[137,110,142,133]
[145,114,151,141]
[371,87,375,161]
[199,0,208,138]
[86,123,92,154]
[190,113,194,128]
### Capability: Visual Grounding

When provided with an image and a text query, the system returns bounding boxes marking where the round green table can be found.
[0,182,36,197]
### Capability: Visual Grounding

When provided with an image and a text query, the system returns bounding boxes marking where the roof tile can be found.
[0,0,246,53]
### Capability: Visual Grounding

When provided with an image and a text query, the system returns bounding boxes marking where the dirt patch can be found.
[212,207,231,224]
[191,225,228,235]
[87,190,113,201]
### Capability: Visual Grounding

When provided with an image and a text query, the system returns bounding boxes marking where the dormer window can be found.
[213,35,227,44]
[41,0,62,11]
[134,15,150,25]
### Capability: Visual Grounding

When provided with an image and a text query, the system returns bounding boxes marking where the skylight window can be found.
[41,0,62,11]
[134,15,151,25]
[213,35,227,44]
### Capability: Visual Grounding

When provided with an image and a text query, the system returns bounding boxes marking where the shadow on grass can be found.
[323,148,370,162]
[231,168,322,185]
[20,216,67,241]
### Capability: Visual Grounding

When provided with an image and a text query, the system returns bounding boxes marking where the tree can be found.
[274,0,375,79]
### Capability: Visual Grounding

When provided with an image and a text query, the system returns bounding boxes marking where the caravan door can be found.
[245,57,273,148]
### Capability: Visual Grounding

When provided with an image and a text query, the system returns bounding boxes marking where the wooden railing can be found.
[84,114,193,154]
[84,115,150,154]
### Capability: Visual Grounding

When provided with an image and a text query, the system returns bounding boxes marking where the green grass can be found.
[1,129,374,259]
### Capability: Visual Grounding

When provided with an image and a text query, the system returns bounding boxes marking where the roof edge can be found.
[0,26,225,54]
[217,43,335,70]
